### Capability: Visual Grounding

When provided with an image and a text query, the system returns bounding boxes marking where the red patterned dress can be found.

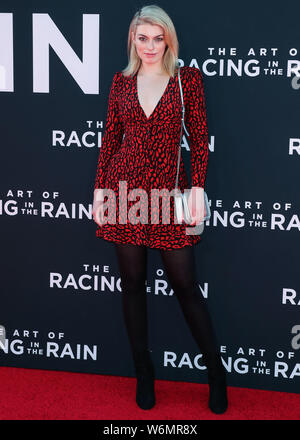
[94,65,209,250]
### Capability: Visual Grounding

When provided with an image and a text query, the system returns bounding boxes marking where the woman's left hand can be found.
[188,186,206,225]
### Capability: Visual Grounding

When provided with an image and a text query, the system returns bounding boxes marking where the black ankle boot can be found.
[133,349,156,410]
[203,352,228,414]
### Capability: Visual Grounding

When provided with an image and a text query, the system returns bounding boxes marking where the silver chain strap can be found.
[175,66,190,190]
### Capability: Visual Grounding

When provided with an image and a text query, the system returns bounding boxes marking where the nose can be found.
[147,40,155,50]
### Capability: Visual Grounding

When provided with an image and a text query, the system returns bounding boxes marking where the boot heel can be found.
[203,352,228,414]
[133,349,156,410]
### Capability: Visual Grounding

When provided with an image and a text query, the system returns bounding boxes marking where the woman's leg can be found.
[114,242,148,355]
[114,242,155,410]
[159,245,219,357]
[159,244,228,414]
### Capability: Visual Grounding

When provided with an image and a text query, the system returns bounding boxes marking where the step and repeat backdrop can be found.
[0,1,299,393]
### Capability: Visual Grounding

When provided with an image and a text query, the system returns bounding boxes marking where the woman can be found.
[92,5,228,414]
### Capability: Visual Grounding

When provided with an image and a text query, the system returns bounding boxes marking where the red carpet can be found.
[0,367,299,420]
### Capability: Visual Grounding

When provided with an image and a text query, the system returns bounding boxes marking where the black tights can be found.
[115,242,219,359]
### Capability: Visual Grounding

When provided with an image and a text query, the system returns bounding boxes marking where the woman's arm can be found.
[184,67,209,189]
[94,72,124,189]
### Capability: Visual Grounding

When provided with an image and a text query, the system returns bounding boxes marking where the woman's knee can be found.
[120,275,146,295]
[171,280,199,299]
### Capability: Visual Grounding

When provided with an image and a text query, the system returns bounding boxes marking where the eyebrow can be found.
[137,33,164,37]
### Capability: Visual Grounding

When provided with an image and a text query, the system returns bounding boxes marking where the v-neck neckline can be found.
[134,72,172,121]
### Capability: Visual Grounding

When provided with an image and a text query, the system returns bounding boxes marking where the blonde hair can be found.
[122,4,179,78]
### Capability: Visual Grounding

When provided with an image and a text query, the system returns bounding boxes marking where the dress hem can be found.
[96,232,201,250]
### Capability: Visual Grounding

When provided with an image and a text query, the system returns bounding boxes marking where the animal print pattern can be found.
[94,66,209,250]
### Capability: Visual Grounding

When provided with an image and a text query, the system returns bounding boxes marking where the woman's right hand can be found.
[92,189,105,226]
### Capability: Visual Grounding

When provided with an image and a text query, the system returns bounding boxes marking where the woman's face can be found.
[132,23,167,66]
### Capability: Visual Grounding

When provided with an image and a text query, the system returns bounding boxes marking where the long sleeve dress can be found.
[94,65,209,250]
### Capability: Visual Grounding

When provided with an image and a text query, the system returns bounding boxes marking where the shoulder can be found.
[108,71,125,95]
[179,67,204,100]
[112,71,122,85]
[111,70,133,88]
[180,66,203,83]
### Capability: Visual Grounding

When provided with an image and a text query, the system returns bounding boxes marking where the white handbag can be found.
[174,66,211,230]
